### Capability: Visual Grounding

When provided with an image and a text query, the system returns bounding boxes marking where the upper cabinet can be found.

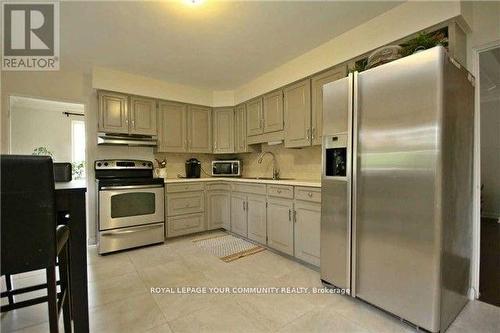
[157,101,187,152]
[98,91,129,134]
[311,66,347,145]
[234,104,247,153]
[284,79,311,148]
[129,96,157,136]
[187,105,212,153]
[262,90,284,133]
[246,98,263,136]
[98,91,156,136]
[213,107,234,154]
[157,103,212,153]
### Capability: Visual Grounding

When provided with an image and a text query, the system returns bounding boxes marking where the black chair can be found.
[1,155,72,333]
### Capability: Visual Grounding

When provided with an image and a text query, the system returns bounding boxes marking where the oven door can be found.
[99,184,164,231]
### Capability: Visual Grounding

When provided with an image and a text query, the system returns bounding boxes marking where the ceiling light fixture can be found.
[184,0,204,5]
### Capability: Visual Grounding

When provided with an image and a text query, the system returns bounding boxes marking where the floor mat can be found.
[193,233,265,262]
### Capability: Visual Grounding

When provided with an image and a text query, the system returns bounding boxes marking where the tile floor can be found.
[2,230,499,333]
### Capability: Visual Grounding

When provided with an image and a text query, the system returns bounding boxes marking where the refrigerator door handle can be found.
[350,71,359,297]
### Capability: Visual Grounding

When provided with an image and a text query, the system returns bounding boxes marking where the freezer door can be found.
[354,47,444,331]
[321,74,353,292]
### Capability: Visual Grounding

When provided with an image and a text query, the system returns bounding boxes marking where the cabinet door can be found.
[98,91,129,134]
[294,201,321,266]
[213,108,234,154]
[234,104,247,153]
[207,191,230,230]
[157,101,187,152]
[230,193,247,237]
[246,98,263,136]
[284,79,312,148]
[263,90,283,133]
[129,96,157,135]
[188,105,212,153]
[267,198,294,255]
[246,194,267,244]
[311,66,347,145]
[167,213,205,238]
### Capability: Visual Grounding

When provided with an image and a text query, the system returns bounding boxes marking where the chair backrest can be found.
[1,155,57,275]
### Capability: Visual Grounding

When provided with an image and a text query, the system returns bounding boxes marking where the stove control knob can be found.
[97,162,102,167]
[104,162,109,167]
[142,162,146,166]
[148,163,152,167]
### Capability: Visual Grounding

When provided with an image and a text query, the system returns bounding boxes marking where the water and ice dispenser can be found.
[324,134,348,177]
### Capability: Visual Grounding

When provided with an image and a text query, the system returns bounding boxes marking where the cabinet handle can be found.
[132,119,135,128]
[312,128,316,140]
[293,210,297,223]
[306,128,311,140]
[242,201,245,211]
[288,209,291,221]
[214,141,217,150]
[277,189,282,194]
[308,192,313,197]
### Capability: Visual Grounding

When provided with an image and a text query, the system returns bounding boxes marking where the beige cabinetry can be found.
[234,104,250,153]
[98,91,156,136]
[129,96,157,135]
[213,107,234,154]
[231,192,248,237]
[98,91,129,134]
[311,66,347,145]
[284,79,311,148]
[293,187,321,266]
[207,190,230,230]
[266,197,294,256]
[246,98,263,137]
[246,194,267,244]
[187,105,212,153]
[157,101,187,152]
[262,90,284,133]
[166,183,206,237]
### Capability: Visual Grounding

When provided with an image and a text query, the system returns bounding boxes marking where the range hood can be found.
[97,132,157,147]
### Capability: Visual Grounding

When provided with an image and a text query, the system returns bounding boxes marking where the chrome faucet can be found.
[257,151,280,180]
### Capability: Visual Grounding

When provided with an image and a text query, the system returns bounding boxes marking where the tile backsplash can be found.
[154,143,322,181]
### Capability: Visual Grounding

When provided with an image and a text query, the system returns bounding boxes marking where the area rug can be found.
[192,233,265,262]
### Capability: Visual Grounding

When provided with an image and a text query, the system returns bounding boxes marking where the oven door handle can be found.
[100,184,164,190]
[101,223,164,236]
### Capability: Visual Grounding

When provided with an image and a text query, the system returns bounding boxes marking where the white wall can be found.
[10,104,77,162]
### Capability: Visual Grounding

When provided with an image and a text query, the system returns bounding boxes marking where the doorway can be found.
[9,96,86,180]
[478,46,500,307]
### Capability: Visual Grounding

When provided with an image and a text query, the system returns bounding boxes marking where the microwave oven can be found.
[211,160,241,177]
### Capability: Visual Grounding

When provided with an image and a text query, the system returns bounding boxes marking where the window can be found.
[71,120,86,179]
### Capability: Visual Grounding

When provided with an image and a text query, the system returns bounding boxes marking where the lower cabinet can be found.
[167,213,205,238]
[267,197,294,256]
[294,200,321,266]
[246,194,267,244]
[231,192,248,237]
[207,191,230,230]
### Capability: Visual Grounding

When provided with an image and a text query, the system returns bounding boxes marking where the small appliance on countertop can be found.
[211,160,241,177]
[95,159,165,254]
[185,158,201,178]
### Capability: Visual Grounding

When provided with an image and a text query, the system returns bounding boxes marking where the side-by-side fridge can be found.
[320,46,475,332]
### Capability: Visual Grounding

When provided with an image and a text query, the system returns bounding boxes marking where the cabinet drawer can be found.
[267,185,293,199]
[167,213,205,237]
[167,182,205,193]
[206,182,230,191]
[231,182,266,195]
[294,187,321,203]
[167,192,204,216]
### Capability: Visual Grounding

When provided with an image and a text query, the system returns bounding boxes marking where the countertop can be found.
[163,177,321,188]
[55,179,87,191]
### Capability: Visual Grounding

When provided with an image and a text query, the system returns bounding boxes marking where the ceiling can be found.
[61,1,402,90]
[10,96,85,114]
[480,47,500,102]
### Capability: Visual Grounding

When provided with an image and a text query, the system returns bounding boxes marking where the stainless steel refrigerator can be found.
[320,46,474,332]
